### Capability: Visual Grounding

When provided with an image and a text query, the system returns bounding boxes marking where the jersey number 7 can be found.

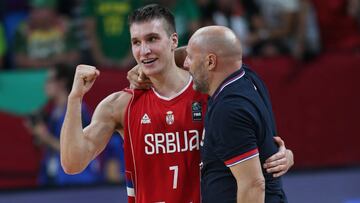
[169,165,178,189]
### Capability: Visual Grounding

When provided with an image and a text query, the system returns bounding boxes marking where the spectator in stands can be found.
[247,0,300,57]
[56,0,79,18]
[13,0,79,69]
[348,0,360,24]
[26,64,102,186]
[196,0,216,26]
[149,0,201,46]
[0,0,28,17]
[311,0,360,51]
[292,0,321,61]
[0,23,6,69]
[210,0,260,56]
[82,0,142,69]
[0,0,29,69]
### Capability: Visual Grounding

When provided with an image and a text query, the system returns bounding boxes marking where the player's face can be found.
[185,44,210,94]
[130,19,178,76]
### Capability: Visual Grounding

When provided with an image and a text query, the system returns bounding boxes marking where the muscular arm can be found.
[60,65,131,174]
[61,92,130,174]
[229,156,265,203]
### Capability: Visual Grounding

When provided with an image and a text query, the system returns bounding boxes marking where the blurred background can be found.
[0,0,359,202]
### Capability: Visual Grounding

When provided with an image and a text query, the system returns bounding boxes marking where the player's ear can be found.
[207,54,216,71]
[170,33,178,51]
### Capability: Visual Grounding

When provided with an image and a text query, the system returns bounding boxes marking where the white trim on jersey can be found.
[214,70,245,99]
[226,153,259,167]
[127,90,138,199]
[151,75,193,101]
[127,187,135,197]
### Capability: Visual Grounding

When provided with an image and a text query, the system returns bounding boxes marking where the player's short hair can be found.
[128,4,176,36]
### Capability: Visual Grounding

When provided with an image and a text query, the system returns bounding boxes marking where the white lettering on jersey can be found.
[189,130,200,151]
[200,128,205,147]
[180,131,188,152]
[141,113,151,124]
[144,134,154,154]
[145,130,200,155]
[166,132,176,153]
[155,133,166,154]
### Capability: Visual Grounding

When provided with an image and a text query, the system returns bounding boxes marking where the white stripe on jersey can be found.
[152,76,193,101]
[127,187,135,197]
[226,153,259,167]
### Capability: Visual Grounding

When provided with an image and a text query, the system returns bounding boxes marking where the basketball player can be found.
[61,4,206,202]
[61,4,292,203]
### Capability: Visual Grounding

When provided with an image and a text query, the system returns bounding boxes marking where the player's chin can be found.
[143,64,163,76]
[142,69,159,77]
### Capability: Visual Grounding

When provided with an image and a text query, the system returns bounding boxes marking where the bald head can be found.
[186,26,243,96]
[189,26,242,60]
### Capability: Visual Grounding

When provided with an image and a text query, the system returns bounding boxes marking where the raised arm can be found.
[60,65,129,174]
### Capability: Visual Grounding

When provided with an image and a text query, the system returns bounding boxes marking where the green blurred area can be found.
[0,70,48,115]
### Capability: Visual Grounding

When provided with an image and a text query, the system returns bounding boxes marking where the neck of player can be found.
[150,64,191,98]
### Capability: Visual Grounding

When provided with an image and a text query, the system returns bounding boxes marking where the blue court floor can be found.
[0,167,359,203]
[283,167,360,203]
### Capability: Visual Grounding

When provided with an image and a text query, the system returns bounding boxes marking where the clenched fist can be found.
[70,65,100,99]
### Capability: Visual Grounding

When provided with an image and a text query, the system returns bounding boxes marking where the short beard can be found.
[191,61,209,94]
[193,77,209,94]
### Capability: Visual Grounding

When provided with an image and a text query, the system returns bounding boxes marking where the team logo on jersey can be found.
[192,102,202,121]
[165,111,174,125]
[141,113,151,124]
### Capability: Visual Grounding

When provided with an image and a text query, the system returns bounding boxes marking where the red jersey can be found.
[123,78,208,203]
